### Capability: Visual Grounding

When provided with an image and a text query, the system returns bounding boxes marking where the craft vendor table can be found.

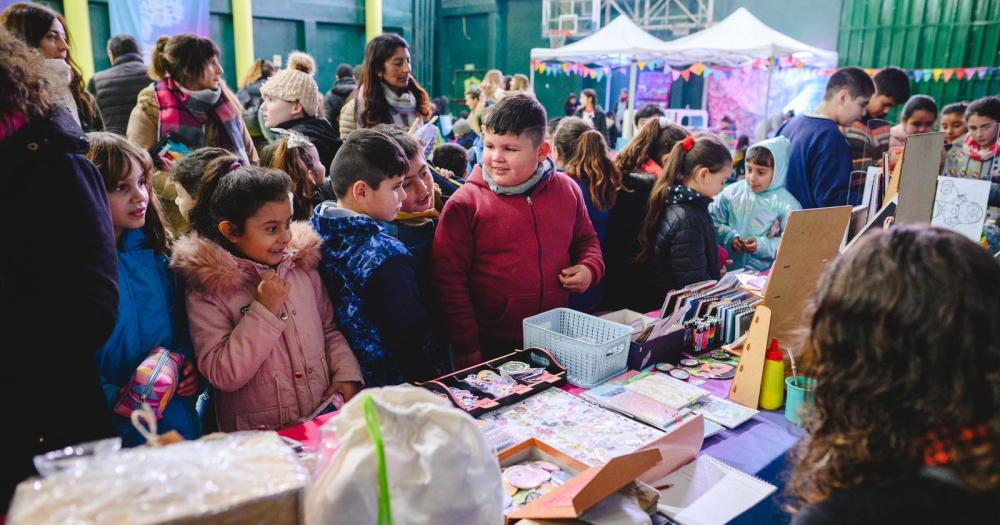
[697,379,805,524]
[280,378,805,524]
[560,376,803,524]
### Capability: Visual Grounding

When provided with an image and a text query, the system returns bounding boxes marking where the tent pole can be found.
[763,59,774,136]
[625,61,638,139]
[530,67,535,92]
[605,71,612,113]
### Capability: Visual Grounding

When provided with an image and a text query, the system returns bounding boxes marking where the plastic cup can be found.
[784,376,816,426]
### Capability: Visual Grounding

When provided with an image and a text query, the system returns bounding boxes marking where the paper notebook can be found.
[656,455,776,525]
[623,373,710,410]
[689,395,758,429]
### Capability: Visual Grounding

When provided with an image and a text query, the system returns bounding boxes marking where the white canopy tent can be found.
[530,16,675,138]
[656,7,838,133]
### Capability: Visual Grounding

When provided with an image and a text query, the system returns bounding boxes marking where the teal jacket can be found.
[710,137,802,271]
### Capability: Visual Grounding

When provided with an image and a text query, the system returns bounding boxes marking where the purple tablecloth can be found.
[697,378,805,524]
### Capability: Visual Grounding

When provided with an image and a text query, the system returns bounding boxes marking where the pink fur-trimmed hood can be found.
[170,221,323,295]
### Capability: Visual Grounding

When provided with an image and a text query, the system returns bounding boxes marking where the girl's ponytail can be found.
[615,117,689,175]
[566,129,622,211]
[188,155,293,251]
[187,153,241,240]
[149,36,171,80]
[635,133,731,263]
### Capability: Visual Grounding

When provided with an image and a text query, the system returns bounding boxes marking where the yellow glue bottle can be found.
[759,338,785,410]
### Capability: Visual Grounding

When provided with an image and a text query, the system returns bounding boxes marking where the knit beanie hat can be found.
[261,51,323,117]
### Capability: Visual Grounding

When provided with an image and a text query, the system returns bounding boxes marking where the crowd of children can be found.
[3,4,999,515]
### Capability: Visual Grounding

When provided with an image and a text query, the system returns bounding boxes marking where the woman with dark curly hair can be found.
[790,226,1000,524]
[1,27,118,510]
[1,2,102,130]
[337,33,432,138]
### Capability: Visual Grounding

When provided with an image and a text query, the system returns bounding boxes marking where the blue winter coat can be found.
[710,137,802,271]
[95,229,201,446]
[312,204,437,386]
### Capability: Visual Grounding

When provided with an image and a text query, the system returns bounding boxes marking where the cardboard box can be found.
[502,441,662,522]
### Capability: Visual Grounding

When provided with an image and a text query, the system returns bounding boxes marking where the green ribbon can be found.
[364,396,393,525]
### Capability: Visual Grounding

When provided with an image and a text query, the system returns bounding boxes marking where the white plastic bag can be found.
[9,432,308,525]
[305,385,503,525]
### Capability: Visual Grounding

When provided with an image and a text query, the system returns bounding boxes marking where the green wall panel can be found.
[314,22,365,92]
[88,1,110,73]
[211,12,237,89]
[838,0,1000,121]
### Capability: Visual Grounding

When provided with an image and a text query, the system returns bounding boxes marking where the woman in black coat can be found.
[1,29,118,511]
[575,88,610,143]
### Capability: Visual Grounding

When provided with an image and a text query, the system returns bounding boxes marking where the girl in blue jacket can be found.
[87,132,202,446]
[710,136,802,271]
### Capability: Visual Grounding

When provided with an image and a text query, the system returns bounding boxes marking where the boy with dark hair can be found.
[844,66,910,163]
[433,142,469,180]
[433,94,605,368]
[311,128,438,386]
[778,67,874,209]
[635,104,666,125]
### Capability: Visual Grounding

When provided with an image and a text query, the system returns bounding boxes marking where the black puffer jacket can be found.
[648,186,721,304]
[276,115,343,172]
[324,78,357,138]
[86,53,152,134]
[602,172,659,312]
[1,108,118,510]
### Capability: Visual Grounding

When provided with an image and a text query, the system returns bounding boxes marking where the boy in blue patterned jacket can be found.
[311,129,439,386]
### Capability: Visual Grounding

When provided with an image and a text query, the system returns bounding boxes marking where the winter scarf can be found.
[155,77,247,161]
[382,82,418,126]
[482,158,553,196]
[395,208,439,226]
[668,184,710,205]
[964,134,1000,162]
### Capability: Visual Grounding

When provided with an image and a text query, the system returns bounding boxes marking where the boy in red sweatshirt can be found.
[433,94,605,369]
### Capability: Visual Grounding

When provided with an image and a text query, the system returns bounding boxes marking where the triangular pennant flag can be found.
[955,68,966,80]
[561,63,569,73]
[671,70,681,80]
[943,68,955,82]
[638,61,647,71]
[691,63,706,75]
[975,67,987,79]
[932,68,944,81]
[681,70,691,81]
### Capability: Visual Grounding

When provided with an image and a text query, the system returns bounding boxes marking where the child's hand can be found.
[177,361,200,397]
[437,167,455,179]
[744,238,758,254]
[731,237,745,253]
[559,265,593,293]
[257,270,291,316]
[324,380,362,404]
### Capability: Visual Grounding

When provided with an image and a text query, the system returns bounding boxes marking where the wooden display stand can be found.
[894,132,945,225]
[728,206,852,409]
[846,131,946,252]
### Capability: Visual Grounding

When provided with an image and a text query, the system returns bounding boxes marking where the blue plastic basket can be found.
[522,308,633,388]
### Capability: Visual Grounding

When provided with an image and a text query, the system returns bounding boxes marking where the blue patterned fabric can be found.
[311,204,412,386]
